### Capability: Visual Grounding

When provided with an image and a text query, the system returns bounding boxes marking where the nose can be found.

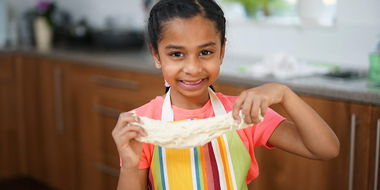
[183,55,202,75]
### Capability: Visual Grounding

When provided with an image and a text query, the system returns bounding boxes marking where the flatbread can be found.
[132,110,263,149]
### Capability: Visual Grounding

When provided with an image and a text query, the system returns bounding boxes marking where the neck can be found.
[168,88,210,110]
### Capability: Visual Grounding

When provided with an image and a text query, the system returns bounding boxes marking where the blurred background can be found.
[1,0,380,190]
[0,0,379,68]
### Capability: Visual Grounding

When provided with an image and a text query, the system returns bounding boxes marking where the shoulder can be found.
[215,92,239,112]
[131,96,164,119]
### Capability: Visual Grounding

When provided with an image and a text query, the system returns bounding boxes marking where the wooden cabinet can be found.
[63,64,164,190]
[213,82,373,190]
[252,96,371,190]
[31,58,78,189]
[14,56,79,189]
[369,106,380,190]
[8,54,164,190]
[2,53,380,190]
[0,54,23,178]
[18,55,45,182]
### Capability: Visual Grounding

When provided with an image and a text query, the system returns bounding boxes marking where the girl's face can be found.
[151,16,226,100]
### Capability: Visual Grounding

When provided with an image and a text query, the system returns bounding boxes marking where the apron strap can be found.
[161,88,174,121]
[208,87,226,116]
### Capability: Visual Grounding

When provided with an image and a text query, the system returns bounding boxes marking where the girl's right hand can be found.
[112,112,147,170]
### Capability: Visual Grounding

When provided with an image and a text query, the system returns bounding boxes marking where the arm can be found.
[232,83,340,160]
[117,168,148,190]
[112,112,149,190]
[268,87,339,160]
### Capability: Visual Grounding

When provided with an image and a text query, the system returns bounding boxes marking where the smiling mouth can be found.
[181,78,205,85]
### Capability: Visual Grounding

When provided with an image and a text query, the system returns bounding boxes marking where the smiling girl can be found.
[112,0,340,189]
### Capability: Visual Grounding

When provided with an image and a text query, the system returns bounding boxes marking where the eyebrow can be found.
[165,42,216,49]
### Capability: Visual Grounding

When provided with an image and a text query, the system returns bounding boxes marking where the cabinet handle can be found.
[94,105,123,118]
[54,67,64,134]
[96,163,120,178]
[374,119,380,190]
[348,114,356,190]
[94,75,140,90]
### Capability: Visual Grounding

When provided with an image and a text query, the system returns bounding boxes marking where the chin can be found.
[177,86,210,98]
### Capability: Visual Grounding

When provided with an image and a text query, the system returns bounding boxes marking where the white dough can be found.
[132,110,264,149]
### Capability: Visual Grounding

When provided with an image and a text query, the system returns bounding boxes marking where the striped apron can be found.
[147,88,251,190]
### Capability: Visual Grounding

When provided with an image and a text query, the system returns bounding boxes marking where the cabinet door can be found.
[36,60,78,190]
[63,64,98,190]
[368,106,380,190]
[18,55,45,181]
[0,55,22,178]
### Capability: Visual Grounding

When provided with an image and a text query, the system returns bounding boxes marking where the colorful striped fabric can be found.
[148,119,251,190]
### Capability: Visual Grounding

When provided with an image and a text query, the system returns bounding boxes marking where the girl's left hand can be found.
[232,83,289,124]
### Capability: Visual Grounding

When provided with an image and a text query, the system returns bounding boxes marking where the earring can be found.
[157,63,161,67]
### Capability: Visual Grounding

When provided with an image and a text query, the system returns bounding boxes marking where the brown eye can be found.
[170,52,184,57]
[200,50,212,56]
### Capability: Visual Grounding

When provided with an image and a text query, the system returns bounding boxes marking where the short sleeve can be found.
[252,108,286,148]
[139,143,152,169]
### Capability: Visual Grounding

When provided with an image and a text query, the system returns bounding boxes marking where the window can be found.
[219,0,337,26]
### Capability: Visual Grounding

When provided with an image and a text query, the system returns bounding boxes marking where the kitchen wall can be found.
[57,0,146,29]
[0,1,7,47]
[224,0,380,69]
[6,0,146,29]
[6,0,380,69]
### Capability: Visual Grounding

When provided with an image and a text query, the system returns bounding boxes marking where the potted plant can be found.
[34,0,56,51]
[223,0,289,18]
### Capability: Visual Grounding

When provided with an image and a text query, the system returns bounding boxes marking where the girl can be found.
[112,0,340,189]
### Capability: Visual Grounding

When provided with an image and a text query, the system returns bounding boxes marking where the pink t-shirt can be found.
[130,93,285,184]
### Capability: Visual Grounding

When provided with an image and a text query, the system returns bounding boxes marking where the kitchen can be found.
[0,0,380,190]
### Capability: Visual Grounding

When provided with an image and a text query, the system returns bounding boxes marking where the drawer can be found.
[92,69,165,103]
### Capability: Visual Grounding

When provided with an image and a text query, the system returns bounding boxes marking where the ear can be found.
[219,38,227,65]
[149,44,162,69]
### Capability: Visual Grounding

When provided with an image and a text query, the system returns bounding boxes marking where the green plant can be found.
[223,0,290,17]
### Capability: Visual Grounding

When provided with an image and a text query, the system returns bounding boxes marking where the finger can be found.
[136,116,144,125]
[117,128,138,140]
[113,124,147,139]
[233,92,247,123]
[250,98,261,124]
[260,101,269,119]
[123,125,148,137]
[115,112,133,129]
[241,96,254,124]
[124,131,141,141]
[115,112,141,130]
[116,112,133,123]
[114,131,140,147]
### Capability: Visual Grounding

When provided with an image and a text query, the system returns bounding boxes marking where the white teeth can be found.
[182,79,203,85]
